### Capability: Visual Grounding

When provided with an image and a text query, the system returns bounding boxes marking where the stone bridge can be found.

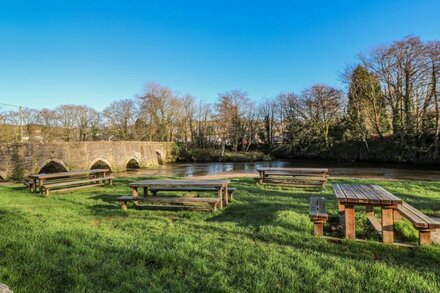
[0,141,174,180]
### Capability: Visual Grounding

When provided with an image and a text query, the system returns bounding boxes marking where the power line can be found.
[0,102,37,111]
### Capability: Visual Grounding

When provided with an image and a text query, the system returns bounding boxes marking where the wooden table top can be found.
[129,179,230,188]
[257,167,328,173]
[29,169,109,179]
[332,184,402,206]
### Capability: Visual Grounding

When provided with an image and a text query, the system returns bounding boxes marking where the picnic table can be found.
[332,183,403,244]
[29,169,112,195]
[125,179,231,211]
[255,167,328,188]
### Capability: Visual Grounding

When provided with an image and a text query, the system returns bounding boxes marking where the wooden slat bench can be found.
[29,169,111,194]
[128,179,230,210]
[396,202,440,245]
[150,187,236,202]
[42,176,114,195]
[309,197,328,236]
[22,179,35,192]
[117,195,219,212]
[255,168,328,189]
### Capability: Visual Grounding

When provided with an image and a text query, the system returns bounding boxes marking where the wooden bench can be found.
[22,179,35,192]
[117,195,219,212]
[309,197,328,236]
[255,168,328,189]
[396,201,440,246]
[150,187,236,201]
[42,176,114,195]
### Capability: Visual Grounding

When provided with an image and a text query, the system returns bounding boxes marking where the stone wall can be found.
[0,141,174,180]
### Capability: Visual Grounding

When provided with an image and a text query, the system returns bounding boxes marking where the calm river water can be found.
[117,160,440,181]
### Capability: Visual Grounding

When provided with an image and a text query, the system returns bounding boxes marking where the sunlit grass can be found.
[0,177,439,292]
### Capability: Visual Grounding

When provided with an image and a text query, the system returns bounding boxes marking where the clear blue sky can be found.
[0,0,439,110]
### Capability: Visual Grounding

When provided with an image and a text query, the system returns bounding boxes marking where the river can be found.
[116,160,440,181]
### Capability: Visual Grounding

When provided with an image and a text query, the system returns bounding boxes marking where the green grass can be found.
[1,177,440,292]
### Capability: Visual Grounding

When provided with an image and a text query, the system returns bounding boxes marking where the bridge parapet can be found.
[0,141,175,180]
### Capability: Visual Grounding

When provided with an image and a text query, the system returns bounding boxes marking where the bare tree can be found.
[103,99,137,140]
[301,84,343,149]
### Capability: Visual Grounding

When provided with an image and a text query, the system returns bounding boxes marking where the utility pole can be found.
[19,106,23,142]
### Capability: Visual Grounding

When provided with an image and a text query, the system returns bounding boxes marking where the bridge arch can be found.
[38,158,70,174]
[89,158,113,172]
[126,157,141,170]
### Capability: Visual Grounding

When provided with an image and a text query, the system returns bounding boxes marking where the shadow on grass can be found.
[190,217,440,276]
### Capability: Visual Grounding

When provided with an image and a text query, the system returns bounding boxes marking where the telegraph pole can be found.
[19,106,23,142]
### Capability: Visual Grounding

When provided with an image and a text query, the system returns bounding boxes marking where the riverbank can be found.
[176,148,272,162]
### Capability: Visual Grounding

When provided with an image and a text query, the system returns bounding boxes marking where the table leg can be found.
[338,202,345,227]
[39,179,43,195]
[419,229,432,246]
[344,205,355,240]
[33,179,37,193]
[131,187,139,207]
[393,210,402,221]
[143,187,149,197]
[224,185,229,205]
[381,207,394,244]
[217,188,223,210]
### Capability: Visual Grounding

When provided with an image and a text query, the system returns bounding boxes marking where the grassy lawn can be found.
[1,177,440,292]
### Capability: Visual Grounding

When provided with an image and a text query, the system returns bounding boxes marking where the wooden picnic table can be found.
[128,179,230,209]
[256,167,329,188]
[332,183,403,244]
[29,169,110,194]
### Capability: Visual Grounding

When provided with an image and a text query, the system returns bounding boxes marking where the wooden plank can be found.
[344,205,356,239]
[355,184,381,204]
[332,184,348,203]
[363,185,392,205]
[257,167,328,173]
[117,196,219,203]
[150,187,236,193]
[399,202,440,228]
[381,208,394,244]
[397,204,429,228]
[44,176,114,188]
[366,206,382,233]
[419,230,432,246]
[129,179,230,188]
[47,183,104,193]
[370,185,402,205]
[347,184,369,204]
[29,169,109,179]
[339,184,358,203]
[264,172,327,178]
[218,188,223,210]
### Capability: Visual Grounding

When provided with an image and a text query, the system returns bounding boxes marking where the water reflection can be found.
[116,160,440,181]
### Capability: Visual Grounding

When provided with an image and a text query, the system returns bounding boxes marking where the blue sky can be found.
[0,0,439,110]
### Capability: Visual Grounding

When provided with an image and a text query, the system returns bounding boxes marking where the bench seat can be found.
[396,201,440,245]
[42,176,114,195]
[117,195,219,212]
[254,177,326,187]
[150,187,236,201]
[309,197,328,236]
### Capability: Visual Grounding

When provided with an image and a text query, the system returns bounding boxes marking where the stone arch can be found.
[89,158,113,172]
[155,150,164,165]
[126,157,141,170]
[38,158,70,174]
